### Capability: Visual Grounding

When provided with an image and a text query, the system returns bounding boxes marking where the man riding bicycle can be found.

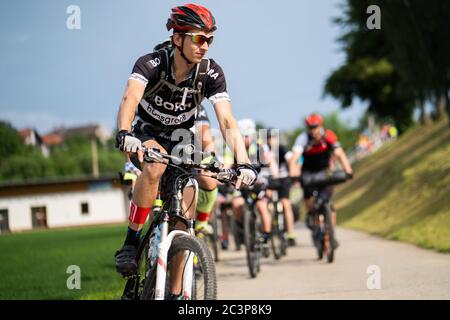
[289,113,353,249]
[265,128,297,246]
[114,4,258,296]
[231,119,273,257]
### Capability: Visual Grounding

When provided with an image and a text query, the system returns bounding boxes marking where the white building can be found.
[0,175,129,233]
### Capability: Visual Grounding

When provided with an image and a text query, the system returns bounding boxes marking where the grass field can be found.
[335,119,450,253]
[0,224,129,299]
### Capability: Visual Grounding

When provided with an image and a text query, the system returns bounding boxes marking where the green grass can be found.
[0,224,129,299]
[335,119,450,253]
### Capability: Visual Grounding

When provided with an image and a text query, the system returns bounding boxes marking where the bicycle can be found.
[301,170,350,263]
[120,147,237,300]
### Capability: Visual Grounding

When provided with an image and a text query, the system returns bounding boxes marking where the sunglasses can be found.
[307,125,319,130]
[184,32,214,46]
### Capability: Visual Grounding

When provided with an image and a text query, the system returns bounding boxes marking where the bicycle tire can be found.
[243,206,259,278]
[140,235,217,300]
[324,205,335,263]
[210,208,220,262]
[269,202,283,260]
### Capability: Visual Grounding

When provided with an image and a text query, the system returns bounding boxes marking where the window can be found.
[31,206,47,229]
[0,209,9,233]
[81,202,89,215]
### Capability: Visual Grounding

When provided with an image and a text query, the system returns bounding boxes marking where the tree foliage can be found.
[325,0,450,132]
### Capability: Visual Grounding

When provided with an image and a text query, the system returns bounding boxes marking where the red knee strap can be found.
[197,211,209,222]
[129,202,151,224]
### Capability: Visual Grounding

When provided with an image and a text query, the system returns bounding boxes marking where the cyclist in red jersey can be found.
[289,113,353,249]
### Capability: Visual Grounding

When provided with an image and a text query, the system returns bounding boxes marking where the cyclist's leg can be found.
[217,191,229,249]
[303,187,316,229]
[232,195,245,224]
[231,194,245,248]
[115,139,167,274]
[195,175,218,232]
[278,181,296,245]
[255,197,271,257]
[255,198,271,235]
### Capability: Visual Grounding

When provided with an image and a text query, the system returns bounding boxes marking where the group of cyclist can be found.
[113,4,353,298]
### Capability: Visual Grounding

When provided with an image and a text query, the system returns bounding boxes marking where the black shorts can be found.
[276,177,292,199]
[303,185,333,202]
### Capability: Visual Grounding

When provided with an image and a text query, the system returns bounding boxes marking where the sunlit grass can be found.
[0,224,128,299]
[335,120,450,253]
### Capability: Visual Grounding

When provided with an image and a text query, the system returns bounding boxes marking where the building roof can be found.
[42,133,64,146]
[0,174,123,198]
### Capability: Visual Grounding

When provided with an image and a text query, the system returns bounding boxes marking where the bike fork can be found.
[154,217,195,300]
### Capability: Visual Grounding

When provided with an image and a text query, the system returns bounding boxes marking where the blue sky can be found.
[0,0,366,134]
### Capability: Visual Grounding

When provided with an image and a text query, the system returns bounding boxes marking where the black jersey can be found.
[129,48,229,132]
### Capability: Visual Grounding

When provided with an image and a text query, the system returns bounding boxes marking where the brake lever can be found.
[142,147,165,163]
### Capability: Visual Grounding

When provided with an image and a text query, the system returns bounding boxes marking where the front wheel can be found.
[140,235,217,300]
[324,205,335,263]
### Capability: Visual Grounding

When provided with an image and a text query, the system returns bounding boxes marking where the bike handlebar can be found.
[139,146,238,184]
[299,170,351,188]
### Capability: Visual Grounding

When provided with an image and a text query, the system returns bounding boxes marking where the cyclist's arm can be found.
[117,79,145,131]
[261,144,279,177]
[288,151,302,177]
[289,133,306,177]
[213,100,251,165]
[333,147,353,175]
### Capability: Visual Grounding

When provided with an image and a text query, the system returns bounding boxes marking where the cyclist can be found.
[114,4,258,298]
[288,113,353,249]
[231,119,273,257]
[265,128,297,246]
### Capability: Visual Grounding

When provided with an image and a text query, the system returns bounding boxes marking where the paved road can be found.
[215,224,450,299]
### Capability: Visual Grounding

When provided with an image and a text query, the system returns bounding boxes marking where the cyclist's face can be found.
[175,28,213,64]
[309,126,322,141]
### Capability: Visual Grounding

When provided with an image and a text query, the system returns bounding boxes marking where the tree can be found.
[324,0,450,132]
[0,121,22,161]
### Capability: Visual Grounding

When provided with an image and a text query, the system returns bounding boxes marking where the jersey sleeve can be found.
[128,53,161,87]
[292,132,308,154]
[204,59,231,105]
[325,129,341,149]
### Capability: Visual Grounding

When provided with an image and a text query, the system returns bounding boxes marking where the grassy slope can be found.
[0,224,128,299]
[335,120,450,253]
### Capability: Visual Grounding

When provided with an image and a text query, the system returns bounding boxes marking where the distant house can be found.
[41,133,64,148]
[49,124,112,143]
[0,175,129,233]
[18,128,49,157]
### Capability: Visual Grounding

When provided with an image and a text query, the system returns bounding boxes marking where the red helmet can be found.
[305,113,323,127]
[166,4,216,32]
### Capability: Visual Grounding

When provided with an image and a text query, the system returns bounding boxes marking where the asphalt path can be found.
[215,224,450,299]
